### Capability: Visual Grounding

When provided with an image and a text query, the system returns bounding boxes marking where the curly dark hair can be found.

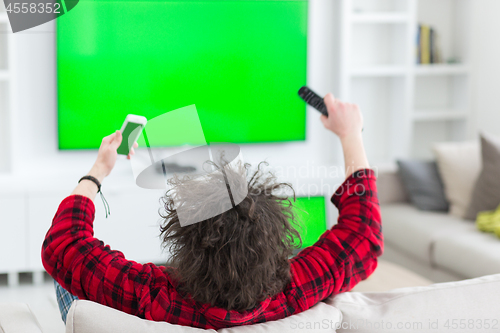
[159,161,302,311]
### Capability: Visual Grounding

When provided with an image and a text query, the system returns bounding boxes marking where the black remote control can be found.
[298,86,328,117]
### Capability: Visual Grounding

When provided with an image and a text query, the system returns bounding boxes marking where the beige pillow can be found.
[432,141,481,218]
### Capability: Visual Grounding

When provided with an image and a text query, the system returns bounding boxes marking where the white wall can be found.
[470,0,500,137]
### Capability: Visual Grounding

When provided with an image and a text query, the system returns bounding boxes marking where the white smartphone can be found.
[117,114,147,155]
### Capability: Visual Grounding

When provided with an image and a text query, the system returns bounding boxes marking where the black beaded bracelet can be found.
[78,175,110,218]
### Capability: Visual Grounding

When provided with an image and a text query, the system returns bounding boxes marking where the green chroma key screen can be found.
[292,196,327,248]
[57,0,308,149]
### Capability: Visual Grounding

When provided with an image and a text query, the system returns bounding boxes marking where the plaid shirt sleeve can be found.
[41,195,171,318]
[289,168,383,310]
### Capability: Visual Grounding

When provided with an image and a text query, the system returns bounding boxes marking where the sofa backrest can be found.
[376,168,409,205]
[327,273,500,333]
[0,302,43,333]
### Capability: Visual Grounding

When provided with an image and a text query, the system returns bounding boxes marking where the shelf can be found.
[414,64,470,76]
[412,110,469,121]
[351,13,409,23]
[350,66,407,77]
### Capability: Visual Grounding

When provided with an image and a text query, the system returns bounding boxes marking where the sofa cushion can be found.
[432,141,481,218]
[465,133,500,220]
[0,303,43,333]
[381,204,471,264]
[396,160,449,211]
[325,273,500,333]
[66,299,342,333]
[433,228,500,278]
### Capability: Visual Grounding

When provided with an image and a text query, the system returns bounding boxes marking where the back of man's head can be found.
[160,161,302,311]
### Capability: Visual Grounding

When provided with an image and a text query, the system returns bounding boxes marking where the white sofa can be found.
[377,169,500,282]
[0,302,44,333]
[59,273,499,333]
[3,274,500,333]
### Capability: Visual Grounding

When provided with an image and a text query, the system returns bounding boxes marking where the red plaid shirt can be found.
[42,169,382,329]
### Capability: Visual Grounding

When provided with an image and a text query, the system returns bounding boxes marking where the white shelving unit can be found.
[339,0,473,163]
[350,66,407,77]
[351,13,409,23]
[414,64,470,76]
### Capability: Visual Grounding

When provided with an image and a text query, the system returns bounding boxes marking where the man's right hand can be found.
[320,93,363,140]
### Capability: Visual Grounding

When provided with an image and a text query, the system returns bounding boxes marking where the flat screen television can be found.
[57,0,308,149]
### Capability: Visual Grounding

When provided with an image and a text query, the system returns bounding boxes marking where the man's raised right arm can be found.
[288,95,383,310]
